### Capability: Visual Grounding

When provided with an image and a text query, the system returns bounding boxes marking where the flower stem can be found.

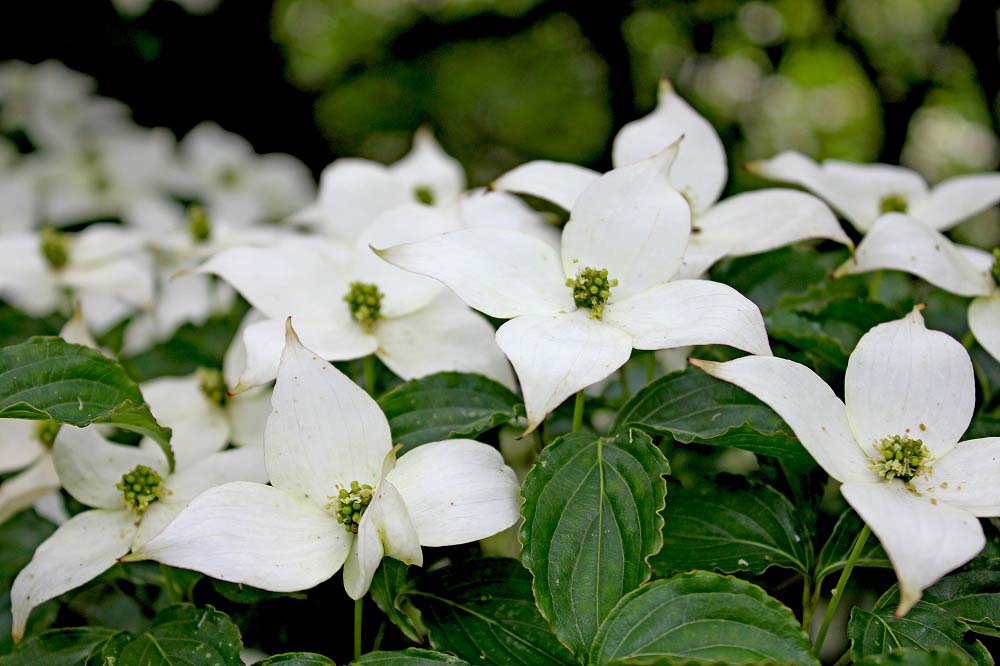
[619,365,631,400]
[571,391,585,432]
[869,270,884,302]
[363,355,377,396]
[354,597,363,659]
[812,524,871,657]
[961,330,975,350]
[801,577,813,632]
[645,352,656,384]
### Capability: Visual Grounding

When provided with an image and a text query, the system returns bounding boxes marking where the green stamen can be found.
[344,282,384,333]
[40,228,69,271]
[567,266,618,319]
[990,247,999,287]
[198,367,228,406]
[35,421,61,449]
[414,186,435,206]
[879,194,908,215]
[116,464,164,513]
[328,480,374,533]
[187,205,212,243]
[219,167,241,188]
[870,434,930,482]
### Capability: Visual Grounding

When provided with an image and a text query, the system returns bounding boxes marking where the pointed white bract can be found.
[380,145,772,431]
[692,309,996,615]
[129,324,520,600]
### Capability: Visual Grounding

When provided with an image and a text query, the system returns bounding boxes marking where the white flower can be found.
[0,310,96,526]
[833,213,1000,363]
[692,308,999,616]
[493,81,850,278]
[170,123,315,225]
[126,323,520,600]
[196,204,514,391]
[747,150,1000,234]
[379,144,772,431]
[291,127,465,243]
[0,168,39,232]
[10,425,266,640]
[0,224,154,334]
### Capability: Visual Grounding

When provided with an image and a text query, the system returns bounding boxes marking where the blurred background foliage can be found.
[3,0,1000,247]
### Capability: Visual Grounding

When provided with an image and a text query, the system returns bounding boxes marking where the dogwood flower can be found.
[748,151,1000,234]
[169,123,315,224]
[11,425,266,640]
[0,224,153,334]
[833,213,1000,363]
[0,310,95,525]
[379,144,772,431]
[197,205,513,390]
[493,81,850,277]
[692,308,998,616]
[127,323,520,599]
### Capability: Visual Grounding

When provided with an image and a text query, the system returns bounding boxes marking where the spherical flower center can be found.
[870,434,930,483]
[414,185,435,206]
[198,367,229,407]
[879,194,908,215]
[187,205,212,243]
[40,228,69,271]
[35,420,61,449]
[567,266,618,320]
[329,480,374,533]
[116,464,164,513]
[991,247,999,287]
[344,282,384,333]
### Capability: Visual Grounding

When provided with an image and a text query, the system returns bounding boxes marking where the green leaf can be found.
[107,604,244,666]
[352,648,470,665]
[614,369,812,467]
[0,336,174,470]
[520,429,669,658]
[407,557,574,666]
[589,572,817,665]
[856,647,977,665]
[848,589,991,665]
[0,628,118,666]
[370,559,425,643]
[651,482,812,578]
[211,580,306,604]
[922,557,1000,638]
[0,511,58,653]
[814,509,891,585]
[255,654,336,665]
[378,372,521,451]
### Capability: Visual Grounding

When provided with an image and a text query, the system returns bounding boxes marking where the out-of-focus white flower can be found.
[380,144,772,432]
[128,323,520,600]
[693,309,999,616]
[495,81,850,278]
[0,170,39,232]
[110,0,220,17]
[10,425,266,641]
[0,224,153,334]
[170,123,315,225]
[197,204,513,390]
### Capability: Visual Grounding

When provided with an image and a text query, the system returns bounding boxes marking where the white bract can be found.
[11,426,266,640]
[0,224,153,334]
[692,309,998,616]
[196,205,513,391]
[379,143,772,431]
[748,150,1000,234]
[493,81,850,278]
[834,213,1000,363]
[0,311,95,525]
[128,323,520,599]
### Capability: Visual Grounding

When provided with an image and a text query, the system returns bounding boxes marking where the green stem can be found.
[645,352,656,384]
[801,577,813,633]
[812,524,871,657]
[619,365,631,401]
[354,597,363,659]
[571,391,585,433]
[831,649,853,666]
[160,564,182,604]
[961,330,975,350]
[869,270,884,302]
[363,355,377,396]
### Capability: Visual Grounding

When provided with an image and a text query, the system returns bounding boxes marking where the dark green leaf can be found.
[922,557,1000,638]
[370,559,425,643]
[589,572,817,665]
[520,430,669,658]
[0,511,58,653]
[378,372,520,451]
[614,369,812,467]
[255,654,336,665]
[0,628,118,666]
[407,558,574,666]
[848,589,991,665]
[814,510,891,585]
[856,647,979,665]
[111,604,243,666]
[352,648,470,665]
[0,337,173,469]
[652,482,812,578]
[211,580,305,604]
